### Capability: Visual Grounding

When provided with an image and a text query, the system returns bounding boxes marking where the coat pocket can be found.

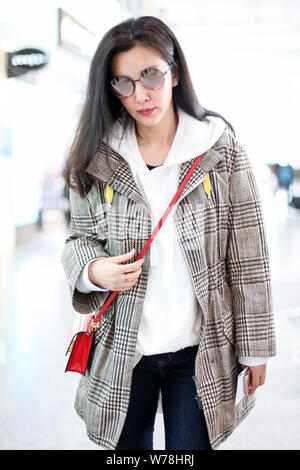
[217,281,235,348]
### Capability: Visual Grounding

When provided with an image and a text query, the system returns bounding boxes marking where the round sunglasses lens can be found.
[111,76,134,97]
[141,67,164,89]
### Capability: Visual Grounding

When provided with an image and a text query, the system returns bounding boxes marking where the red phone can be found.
[243,367,251,396]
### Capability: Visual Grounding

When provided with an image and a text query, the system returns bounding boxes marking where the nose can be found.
[134,80,150,103]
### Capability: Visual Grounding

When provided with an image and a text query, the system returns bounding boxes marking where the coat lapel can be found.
[86,141,224,207]
[177,147,223,204]
[86,143,146,208]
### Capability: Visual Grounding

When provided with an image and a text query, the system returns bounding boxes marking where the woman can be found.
[61,16,276,450]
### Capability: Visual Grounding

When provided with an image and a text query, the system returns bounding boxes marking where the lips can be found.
[138,108,155,116]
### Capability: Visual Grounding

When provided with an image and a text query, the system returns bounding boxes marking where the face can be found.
[110,45,178,131]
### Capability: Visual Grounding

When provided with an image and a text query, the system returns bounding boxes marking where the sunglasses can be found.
[110,65,171,98]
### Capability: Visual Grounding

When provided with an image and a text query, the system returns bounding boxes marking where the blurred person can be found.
[61,16,276,451]
[276,163,294,190]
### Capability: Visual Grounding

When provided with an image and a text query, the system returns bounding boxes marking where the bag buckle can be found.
[90,318,100,331]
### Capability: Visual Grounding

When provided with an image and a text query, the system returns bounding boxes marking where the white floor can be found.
[0,188,300,450]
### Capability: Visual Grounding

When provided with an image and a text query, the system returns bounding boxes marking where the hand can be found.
[88,248,144,292]
[240,363,267,396]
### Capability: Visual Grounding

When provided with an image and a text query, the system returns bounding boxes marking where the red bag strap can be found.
[92,153,204,326]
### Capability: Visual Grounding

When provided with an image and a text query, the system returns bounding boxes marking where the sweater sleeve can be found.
[61,186,111,314]
[238,356,269,366]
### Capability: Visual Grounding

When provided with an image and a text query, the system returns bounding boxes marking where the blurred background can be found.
[0,0,299,450]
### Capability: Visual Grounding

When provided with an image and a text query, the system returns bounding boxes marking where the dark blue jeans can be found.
[115,344,212,450]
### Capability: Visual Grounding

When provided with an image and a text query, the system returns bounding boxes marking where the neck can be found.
[135,104,178,148]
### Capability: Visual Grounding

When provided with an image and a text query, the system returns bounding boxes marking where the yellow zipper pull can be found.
[105,184,114,204]
[203,173,211,199]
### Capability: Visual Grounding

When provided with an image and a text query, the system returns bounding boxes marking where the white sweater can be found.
[75,108,268,369]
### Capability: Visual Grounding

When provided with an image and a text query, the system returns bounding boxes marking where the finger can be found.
[121,258,144,273]
[259,373,266,386]
[121,267,142,285]
[122,270,134,282]
[120,273,134,291]
[113,248,136,262]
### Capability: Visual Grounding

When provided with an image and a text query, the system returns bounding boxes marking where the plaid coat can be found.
[61,128,276,450]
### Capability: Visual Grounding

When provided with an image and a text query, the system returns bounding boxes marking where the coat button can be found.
[210,357,215,363]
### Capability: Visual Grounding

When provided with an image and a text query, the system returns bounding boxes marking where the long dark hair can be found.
[64,15,234,197]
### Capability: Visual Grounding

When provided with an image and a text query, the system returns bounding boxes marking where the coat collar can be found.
[86,133,227,210]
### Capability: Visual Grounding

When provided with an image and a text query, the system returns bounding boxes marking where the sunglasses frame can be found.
[110,65,171,98]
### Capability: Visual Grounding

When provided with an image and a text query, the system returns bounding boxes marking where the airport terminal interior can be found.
[1,0,300,450]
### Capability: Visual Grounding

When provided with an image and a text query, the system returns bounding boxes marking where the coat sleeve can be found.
[61,186,111,314]
[225,141,276,358]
